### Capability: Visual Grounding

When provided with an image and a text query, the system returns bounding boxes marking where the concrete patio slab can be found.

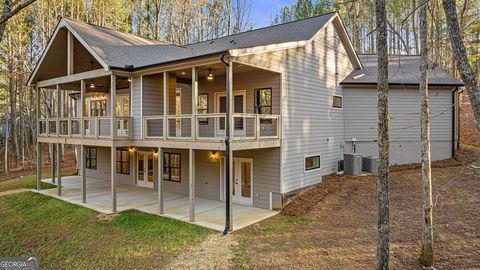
[35,176,278,231]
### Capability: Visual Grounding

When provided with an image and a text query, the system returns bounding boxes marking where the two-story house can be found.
[28,12,462,231]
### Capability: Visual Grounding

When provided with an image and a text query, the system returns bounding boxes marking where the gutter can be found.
[220,54,231,235]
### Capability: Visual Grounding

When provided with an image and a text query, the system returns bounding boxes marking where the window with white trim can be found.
[332,95,343,109]
[305,155,321,172]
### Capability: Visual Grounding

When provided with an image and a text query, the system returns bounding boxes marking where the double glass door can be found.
[137,152,154,188]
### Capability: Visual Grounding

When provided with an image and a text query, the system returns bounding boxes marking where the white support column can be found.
[158,147,164,214]
[110,75,117,140]
[36,87,41,190]
[191,67,198,140]
[80,80,85,138]
[81,145,86,203]
[57,84,61,133]
[228,148,233,230]
[163,72,168,140]
[51,144,55,184]
[189,148,195,222]
[57,142,62,196]
[111,146,117,212]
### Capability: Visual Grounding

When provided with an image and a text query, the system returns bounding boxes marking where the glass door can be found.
[215,91,245,137]
[137,152,154,188]
[220,157,253,205]
[116,94,129,136]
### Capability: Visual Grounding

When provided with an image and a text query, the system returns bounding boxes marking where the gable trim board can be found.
[28,19,109,86]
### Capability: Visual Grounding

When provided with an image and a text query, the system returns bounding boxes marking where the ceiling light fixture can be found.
[128,77,132,82]
[207,69,214,80]
[88,60,95,88]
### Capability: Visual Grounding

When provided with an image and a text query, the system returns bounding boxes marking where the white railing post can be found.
[95,117,99,139]
[80,80,85,139]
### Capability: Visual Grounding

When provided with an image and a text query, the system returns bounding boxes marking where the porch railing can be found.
[195,113,226,140]
[39,117,132,139]
[167,115,192,139]
[143,116,164,139]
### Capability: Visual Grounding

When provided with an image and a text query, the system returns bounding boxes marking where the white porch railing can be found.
[39,117,132,140]
[195,113,226,140]
[167,115,193,139]
[143,116,164,139]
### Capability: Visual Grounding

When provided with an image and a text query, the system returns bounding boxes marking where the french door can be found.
[137,152,154,188]
[215,91,246,137]
[220,157,253,205]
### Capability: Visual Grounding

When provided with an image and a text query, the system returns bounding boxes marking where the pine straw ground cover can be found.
[233,146,480,269]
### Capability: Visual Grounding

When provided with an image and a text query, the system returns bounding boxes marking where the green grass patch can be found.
[0,192,212,269]
[0,173,58,192]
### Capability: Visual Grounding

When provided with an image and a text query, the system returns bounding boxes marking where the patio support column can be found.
[81,145,86,203]
[191,67,198,139]
[51,144,55,183]
[158,147,164,214]
[56,142,62,196]
[163,72,168,139]
[56,84,62,196]
[36,86,42,190]
[111,74,117,213]
[111,145,117,212]
[189,148,195,222]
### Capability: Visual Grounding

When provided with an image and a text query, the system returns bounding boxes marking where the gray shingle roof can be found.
[341,54,463,86]
[65,12,336,70]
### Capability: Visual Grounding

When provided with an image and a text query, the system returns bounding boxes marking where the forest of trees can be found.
[0,0,479,174]
[0,0,253,173]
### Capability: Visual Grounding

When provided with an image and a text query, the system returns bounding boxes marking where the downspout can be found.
[453,87,463,156]
[221,54,231,235]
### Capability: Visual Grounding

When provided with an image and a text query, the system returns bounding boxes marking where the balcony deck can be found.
[38,113,281,150]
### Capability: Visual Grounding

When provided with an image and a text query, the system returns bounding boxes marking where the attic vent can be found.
[210,41,214,44]
[353,73,365,80]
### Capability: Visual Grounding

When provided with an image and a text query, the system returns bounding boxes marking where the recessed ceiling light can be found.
[181,71,186,75]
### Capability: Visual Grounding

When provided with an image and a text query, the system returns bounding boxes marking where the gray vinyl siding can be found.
[237,21,355,193]
[235,148,281,209]
[343,87,453,164]
[142,74,164,116]
[131,76,142,139]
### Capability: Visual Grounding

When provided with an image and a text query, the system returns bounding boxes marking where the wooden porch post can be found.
[111,74,117,212]
[80,80,85,138]
[51,144,55,183]
[56,84,62,196]
[158,147,164,214]
[81,145,86,203]
[56,142,62,196]
[191,67,198,139]
[189,148,195,222]
[36,87,42,190]
[110,75,117,140]
[163,72,168,139]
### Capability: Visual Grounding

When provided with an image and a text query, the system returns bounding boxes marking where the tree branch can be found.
[0,0,36,25]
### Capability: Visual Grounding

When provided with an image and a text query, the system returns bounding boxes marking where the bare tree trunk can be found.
[442,0,480,131]
[418,1,434,266]
[412,0,419,54]
[376,0,390,268]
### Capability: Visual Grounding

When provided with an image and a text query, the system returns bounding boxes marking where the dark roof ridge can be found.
[184,11,337,47]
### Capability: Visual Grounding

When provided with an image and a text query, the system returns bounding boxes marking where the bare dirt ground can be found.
[233,147,480,269]
[0,145,77,182]
[167,234,238,270]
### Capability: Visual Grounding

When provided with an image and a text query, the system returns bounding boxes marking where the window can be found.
[163,153,181,182]
[305,155,321,172]
[332,95,343,109]
[197,94,208,125]
[116,149,130,175]
[85,147,97,170]
[255,88,272,115]
[90,99,107,116]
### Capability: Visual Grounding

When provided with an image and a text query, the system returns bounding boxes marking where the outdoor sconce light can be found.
[129,147,135,153]
[153,150,158,158]
[128,77,132,82]
[210,150,217,160]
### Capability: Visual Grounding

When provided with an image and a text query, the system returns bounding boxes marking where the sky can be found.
[248,0,296,28]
